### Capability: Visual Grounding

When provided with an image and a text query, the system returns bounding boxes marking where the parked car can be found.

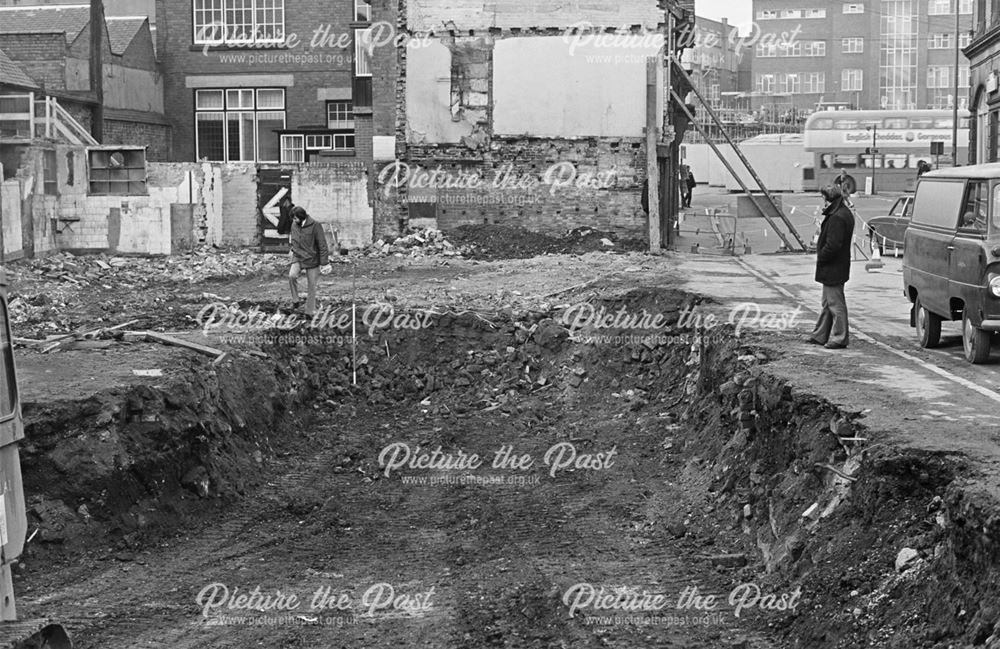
[902,164,1000,363]
[867,195,913,255]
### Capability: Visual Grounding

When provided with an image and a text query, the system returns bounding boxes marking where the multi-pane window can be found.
[959,65,970,87]
[354,0,371,21]
[195,88,285,162]
[842,69,864,91]
[355,28,373,76]
[842,37,864,53]
[928,0,950,14]
[960,0,973,12]
[805,8,827,17]
[803,41,826,56]
[192,0,284,45]
[843,3,865,12]
[755,73,775,93]
[757,9,777,18]
[927,66,950,88]
[959,33,971,48]
[327,101,355,129]
[777,73,801,94]
[803,72,826,93]
[929,33,953,48]
[280,134,304,163]
[756,43,777,57]
[780,9,802,18]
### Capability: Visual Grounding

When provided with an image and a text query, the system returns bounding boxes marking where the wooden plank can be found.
[143,331,224,358]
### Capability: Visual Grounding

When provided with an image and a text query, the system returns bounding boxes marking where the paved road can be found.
[675,250,1000,472]
[679,187,904,256]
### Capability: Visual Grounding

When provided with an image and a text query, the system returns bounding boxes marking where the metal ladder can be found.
[670,59,808,252]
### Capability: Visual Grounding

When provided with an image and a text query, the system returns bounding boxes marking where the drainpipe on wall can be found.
[90,0,104,142]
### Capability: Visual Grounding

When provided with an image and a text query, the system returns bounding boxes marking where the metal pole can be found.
[351,259,357,386]
[872,125,877,195]
[953,2,960,166]
[646,57,661,253]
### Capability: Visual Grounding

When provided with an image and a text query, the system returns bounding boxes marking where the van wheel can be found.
[915,298,941,348]
[962,312,991,364]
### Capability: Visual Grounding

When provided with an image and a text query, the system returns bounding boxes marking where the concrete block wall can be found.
[218,164,257,247]
[292,162,373,250]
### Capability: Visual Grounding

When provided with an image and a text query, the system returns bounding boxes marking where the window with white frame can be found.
[756,42,777,57]
[355,28,373,76]
[777,73,801,94]
[354,0,371,22]
[842,69,863,91]
[194,88,285,162]
[842,37,864,53]
[192,0,285,45]
[327,101,355,129]
[959,65,970,87]
[780,9,802,18]
[280,134,304,163]
[757,9,777,18]
[843,3,864,12]
[756,73,776,94]
[783,41,802,56]
[960,32,971,48]
[928,0,950,14]
[804,72,826,93]
[929,33,953,49]
[927,66,950,88]
[804,8,827,17]
[803,41,826,56]
[960,0,972,13]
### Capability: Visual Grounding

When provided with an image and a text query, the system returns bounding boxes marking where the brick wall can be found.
[0,34,67,90]
[104,119,172,161]
[156,0,364,163]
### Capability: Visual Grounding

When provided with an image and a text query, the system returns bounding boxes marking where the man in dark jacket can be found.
[288,206,330,317]
[807,184,855,349]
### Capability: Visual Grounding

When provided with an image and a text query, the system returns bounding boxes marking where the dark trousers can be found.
[809,283,849,347]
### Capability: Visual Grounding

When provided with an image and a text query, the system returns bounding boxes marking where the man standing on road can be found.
[288,206,330,317]
[807,184,855,349]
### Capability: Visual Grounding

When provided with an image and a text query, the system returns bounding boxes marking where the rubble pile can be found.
[449,224,646,260]
[6,248,284,332]
[363,228,466,259]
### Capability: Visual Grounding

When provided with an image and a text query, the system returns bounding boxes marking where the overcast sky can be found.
[695,0,754,35]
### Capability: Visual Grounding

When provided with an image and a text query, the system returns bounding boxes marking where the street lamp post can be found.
[953,3,960,166]
[867,125,877,195]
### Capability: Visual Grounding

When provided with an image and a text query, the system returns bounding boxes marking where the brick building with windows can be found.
[750,0,973,114]
[679,16,743,109]
[966,0,1000,163]
[154,0,388,164]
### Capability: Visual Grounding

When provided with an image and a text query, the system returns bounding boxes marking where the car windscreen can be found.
[911,179,964,229]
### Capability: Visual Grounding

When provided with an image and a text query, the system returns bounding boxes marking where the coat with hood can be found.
[815,194,855,285]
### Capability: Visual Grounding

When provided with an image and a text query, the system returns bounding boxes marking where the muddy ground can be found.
[5,229,999,648]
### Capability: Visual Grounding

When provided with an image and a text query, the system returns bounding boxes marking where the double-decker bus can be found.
[803,109,969,193]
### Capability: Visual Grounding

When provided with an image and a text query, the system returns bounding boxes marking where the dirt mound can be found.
[449,224,646,260]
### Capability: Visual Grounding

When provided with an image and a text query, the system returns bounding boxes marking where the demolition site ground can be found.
[5,226,1000,648]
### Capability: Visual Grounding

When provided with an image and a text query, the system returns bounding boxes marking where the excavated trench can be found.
[14,287,1000,648]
